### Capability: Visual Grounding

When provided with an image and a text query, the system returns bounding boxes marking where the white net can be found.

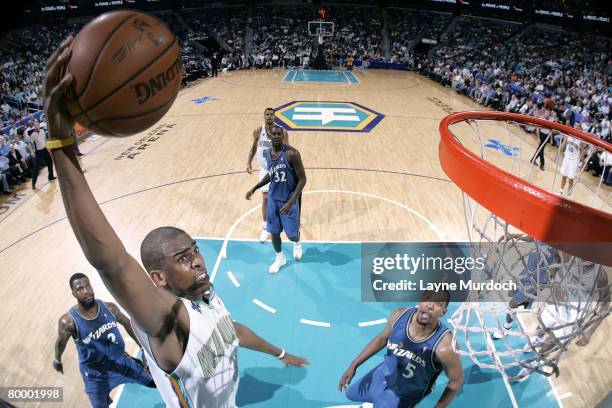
[444,115,611,382]
[307,21,334,37]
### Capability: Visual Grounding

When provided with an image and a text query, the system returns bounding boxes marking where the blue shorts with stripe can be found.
[346,362,417,408]
[266,199,300,238]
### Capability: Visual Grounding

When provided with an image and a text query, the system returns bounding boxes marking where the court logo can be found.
[484,139,521,156]
[274,101,384,132]
[427,97,455,114]
[0,192,26,215]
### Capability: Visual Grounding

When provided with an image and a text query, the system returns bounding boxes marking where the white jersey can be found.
[256,126,272,170]
[28,129,47,151]
[133,293,239,408]
[564,136,581,160]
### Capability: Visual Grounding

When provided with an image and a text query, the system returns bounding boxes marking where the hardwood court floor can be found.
[0,69,609,407]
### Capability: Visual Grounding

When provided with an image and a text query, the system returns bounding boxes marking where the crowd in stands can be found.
[247,5,386,70]
[1,6,610,187]
[0,22,82,129]
[0,119,47,194]
[435,17,522,59]
[250,6,314,69]
[418,21,611,184]
[181,8,248,72]
[0,22,84,194]
[324,6,384,67]
[160,11,212,83]
[205,8,246,55]
[388,10,450,65]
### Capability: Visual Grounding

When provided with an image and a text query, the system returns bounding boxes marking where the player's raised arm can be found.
[338,308,405,391]
[559,135,567,155]
[432,334,464,408]
[44,37,176,338]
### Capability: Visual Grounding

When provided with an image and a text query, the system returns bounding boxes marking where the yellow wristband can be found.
[47,137,74,150]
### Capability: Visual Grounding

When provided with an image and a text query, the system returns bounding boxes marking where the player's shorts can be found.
[346,362,417,408]
[541,303,580,340]
[259,167,270,193]
[560,157,579,179]
[266,199,299,238]
[512,274,543,306]
[512,288,535,307]
[81,354,153,408]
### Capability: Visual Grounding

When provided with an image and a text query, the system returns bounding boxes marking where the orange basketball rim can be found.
[439,111,612,266]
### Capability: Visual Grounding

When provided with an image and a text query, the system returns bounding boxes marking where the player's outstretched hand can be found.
[44,36,75,141]
[245,189,254,200]
[338,365,356,392]
[280,353,309,368]
[52,360,64,374]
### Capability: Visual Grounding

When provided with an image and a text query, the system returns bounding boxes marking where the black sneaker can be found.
[49,176,57,181]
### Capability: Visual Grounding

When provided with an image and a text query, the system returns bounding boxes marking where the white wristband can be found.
[277,348,286,359]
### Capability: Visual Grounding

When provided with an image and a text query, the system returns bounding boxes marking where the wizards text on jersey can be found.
[387,340,427,368]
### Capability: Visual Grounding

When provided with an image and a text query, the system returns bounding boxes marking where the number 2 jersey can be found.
[68,299,126,369]
[383,307,450,404]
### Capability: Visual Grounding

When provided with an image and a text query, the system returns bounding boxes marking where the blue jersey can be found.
[523,242,556,282]
[383,307,449,403]
[265,146,297,202]
[68,300,126,369]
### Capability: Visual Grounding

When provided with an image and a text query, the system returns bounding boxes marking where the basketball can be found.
[65,11,182,137]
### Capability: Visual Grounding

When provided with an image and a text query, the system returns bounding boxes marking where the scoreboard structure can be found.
[35,0,175,17]
[13,0,612,34]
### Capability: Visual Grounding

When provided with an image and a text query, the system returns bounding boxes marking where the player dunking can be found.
[246,108,289,243]
[246,125,307,273]
[53,273,155,408]
[338,290,463,408]
[45,37,308,407]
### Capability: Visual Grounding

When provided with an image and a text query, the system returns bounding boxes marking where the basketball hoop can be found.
[439,111,611,383]
[308,21,334,46]
[440,111,612,265]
